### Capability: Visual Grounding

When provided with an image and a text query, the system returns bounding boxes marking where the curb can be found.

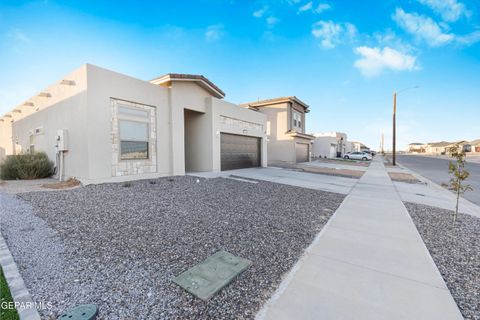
[0,231,41,320]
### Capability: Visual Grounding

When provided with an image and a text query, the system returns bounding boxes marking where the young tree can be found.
[448,144,473,223]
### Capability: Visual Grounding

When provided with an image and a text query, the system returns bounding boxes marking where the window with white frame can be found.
[118,105,150,160]
[293,111,302,130]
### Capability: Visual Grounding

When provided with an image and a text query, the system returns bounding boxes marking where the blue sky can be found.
[1,0,479,150]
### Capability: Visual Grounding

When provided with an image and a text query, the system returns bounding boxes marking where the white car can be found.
[343,152,372,161]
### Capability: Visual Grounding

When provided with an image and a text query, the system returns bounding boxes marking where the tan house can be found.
[0,64,267,183]
[470,139,480,153]
[425,141,450,154]
[242,97,314,164]
[407,143,427,153]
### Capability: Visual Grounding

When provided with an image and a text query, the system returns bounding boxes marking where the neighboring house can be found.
[444,141,469,153]
[242,96,314,164]
[0,64,267,183]
[470,139,480,153]
[351,141,369,153]
[425,141,450,154]
[345,141,353,153]
[407,143,427,153]
[312,132,348,158]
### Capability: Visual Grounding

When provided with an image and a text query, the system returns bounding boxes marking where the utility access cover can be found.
[173,250,252,300]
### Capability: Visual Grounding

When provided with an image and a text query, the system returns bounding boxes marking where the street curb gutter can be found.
[0,231,41,320]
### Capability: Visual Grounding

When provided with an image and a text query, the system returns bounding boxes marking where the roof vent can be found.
[13,109,22,113]
[38,92,51,98]
[24,102,34,107]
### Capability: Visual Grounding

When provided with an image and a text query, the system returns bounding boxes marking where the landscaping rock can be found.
[405,202,480,320]
[1,176,345,319]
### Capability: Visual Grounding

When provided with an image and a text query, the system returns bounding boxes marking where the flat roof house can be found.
[242,96,315,164]
[312,132,348,159]
[0,64,267,183]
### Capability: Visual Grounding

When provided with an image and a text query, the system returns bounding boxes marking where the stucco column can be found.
[170,97,186,176]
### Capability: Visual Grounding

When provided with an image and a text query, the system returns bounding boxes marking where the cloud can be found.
[373,29,416,53]
[298,2,313,13]
[253,6,268,18]
[393,8,454,47]
[417,0,470,22]
[457,30,480,45]
[7,29,30,43]
[266,16,279,27]
[354,46,417,77]
[312,20,357,49]
[298,2,331,14]
[205,24,224,42]
[315,3,331,13]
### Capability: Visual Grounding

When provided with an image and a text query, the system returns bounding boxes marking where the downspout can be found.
[168,86,174,175]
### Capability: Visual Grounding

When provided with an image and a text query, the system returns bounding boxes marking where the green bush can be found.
[0,152,54,180]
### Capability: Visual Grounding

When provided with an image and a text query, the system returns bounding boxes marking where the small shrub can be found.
[0,152,54,180]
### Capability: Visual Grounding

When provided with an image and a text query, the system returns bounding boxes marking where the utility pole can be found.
[381,132,384,154]
[392,91,397,166]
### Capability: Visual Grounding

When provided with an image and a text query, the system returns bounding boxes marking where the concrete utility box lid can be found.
[173,250,252,300]
[59,304,98,320]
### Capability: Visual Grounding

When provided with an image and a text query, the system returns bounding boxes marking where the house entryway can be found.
[184,109,211,172]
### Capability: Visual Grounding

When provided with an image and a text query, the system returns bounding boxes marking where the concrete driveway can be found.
[189,167,358,195]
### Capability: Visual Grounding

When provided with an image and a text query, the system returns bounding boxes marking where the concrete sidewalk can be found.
[257,157,463,320]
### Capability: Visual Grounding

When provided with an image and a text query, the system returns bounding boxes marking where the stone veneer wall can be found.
[218,115,263,134]
[111,99,157,177]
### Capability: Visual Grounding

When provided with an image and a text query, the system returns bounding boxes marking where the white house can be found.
[0,64,268,183]
[312,132,348,158]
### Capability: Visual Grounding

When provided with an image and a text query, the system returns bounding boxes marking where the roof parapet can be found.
[150,73,225,99]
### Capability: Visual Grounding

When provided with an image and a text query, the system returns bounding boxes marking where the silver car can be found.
[343,152,372,161]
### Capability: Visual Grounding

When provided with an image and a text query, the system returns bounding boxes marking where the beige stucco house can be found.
[312,132,348,158]
[407,143,427,153]
[425,141,450,155]
[242,97,314,164]
[0,64,267,183]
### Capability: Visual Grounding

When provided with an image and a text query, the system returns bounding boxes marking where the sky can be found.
[1,0,479,150]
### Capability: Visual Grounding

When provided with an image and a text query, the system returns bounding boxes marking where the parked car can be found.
[343,152,372,161]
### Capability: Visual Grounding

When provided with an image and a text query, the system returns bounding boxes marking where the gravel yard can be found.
[0,176,344,319]
[405,202,480,320]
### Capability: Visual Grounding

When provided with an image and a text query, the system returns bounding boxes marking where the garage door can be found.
[296,143,309,163]
[221,133,260,171]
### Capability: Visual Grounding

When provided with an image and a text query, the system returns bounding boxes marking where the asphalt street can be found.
[397,155,480,206]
